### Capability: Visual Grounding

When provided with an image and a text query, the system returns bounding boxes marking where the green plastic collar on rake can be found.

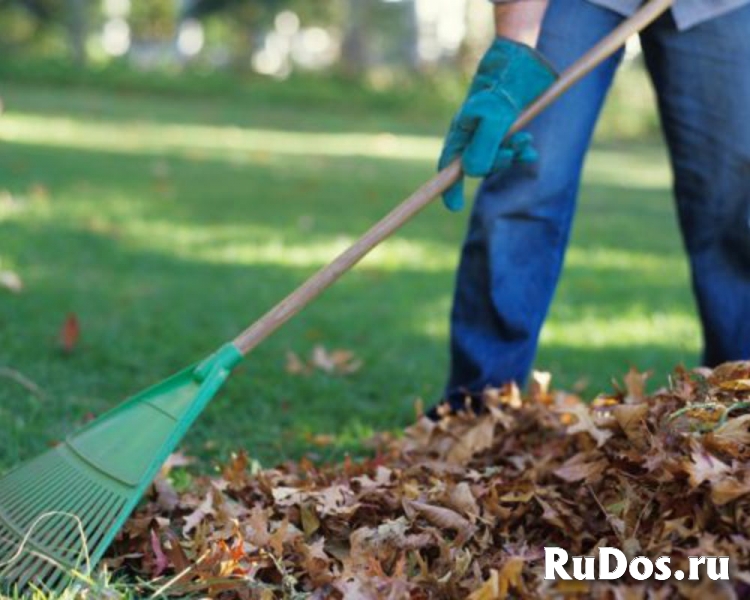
[0,343,243,593]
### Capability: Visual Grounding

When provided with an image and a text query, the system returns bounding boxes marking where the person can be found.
[433,0,750,416]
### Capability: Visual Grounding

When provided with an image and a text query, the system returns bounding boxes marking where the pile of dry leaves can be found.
[109,363,750,599]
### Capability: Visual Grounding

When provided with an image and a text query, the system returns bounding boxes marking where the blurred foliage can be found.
[0,57,461,127]
[0,0,660,141]
[0,56,660,142]
[129,0,177,41]
[185,0,341,22]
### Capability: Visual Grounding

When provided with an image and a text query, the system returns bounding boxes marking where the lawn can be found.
[0,79,699,472]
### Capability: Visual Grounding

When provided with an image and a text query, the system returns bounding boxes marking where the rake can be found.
[0,0,673,592]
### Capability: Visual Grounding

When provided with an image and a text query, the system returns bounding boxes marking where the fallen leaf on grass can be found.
[285,351,309,375]
[58,313,80,353]
[285,345,362,376]
[0,270,22,293]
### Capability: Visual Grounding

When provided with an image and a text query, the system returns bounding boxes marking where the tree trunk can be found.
[341,0,369,76]
[404,0,420,70]
[67,0,88,66]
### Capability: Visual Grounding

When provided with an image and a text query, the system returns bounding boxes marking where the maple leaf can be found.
[557,403,613,447]
[150,530,169,577]
[311,345,363,375]
[612,403,650,450]
[553,454,608,483]
[446,482,480,519]
[623,368,650,403]
[286,345,363,376]
[685,449,731,488]
[153,476,179,512]
[446,415,496,464]
[183,490,215,535]
[245,505,271,547]
[468,557,525,600]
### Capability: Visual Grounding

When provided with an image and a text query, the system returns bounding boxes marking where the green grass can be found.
[0,78,698,475]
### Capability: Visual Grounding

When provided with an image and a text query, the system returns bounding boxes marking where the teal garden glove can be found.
[438,38,557,211]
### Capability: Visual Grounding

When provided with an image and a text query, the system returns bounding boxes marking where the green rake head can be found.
[0,343,243,593]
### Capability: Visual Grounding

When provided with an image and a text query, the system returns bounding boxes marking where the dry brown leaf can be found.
[153,476,179,512]
[310,345,362,375]
[285,351,309,375]
[553,454,608,483]
[59,312,80,353]
[613,403,650,449]
[718,379,750,391]
[558,403,613,447]
[408,500,472,533]
[468,557,525,600]
[183,490,215,535]
[712,414,750,447]
[467,569,500,600]
[446,416,496,464]
[246,505,271,547]
[711,477,750,506]
[300,503,320,537]
[686,449,731,488]
[446,482,480,518]
[624,368,649,403]
[286,345,362,376]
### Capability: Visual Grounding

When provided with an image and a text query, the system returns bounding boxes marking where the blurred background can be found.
[0,0,490,76]
[1,1,692,469]
[0,0,657,134]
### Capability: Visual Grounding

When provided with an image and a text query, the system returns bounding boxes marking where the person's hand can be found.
[438,38,557,212]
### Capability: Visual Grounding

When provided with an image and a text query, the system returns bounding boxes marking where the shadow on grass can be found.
[0,131,699,471]
[1,82,451,137]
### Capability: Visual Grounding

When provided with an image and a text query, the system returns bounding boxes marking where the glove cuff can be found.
[471,37,558,111]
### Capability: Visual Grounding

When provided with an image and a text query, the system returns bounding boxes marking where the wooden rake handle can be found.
[233,0,674,355]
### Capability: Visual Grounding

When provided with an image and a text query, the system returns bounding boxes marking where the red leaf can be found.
[150,529,169,577]
[59,313,80,353]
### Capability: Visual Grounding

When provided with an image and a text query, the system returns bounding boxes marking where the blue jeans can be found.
[444,0,750,409]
